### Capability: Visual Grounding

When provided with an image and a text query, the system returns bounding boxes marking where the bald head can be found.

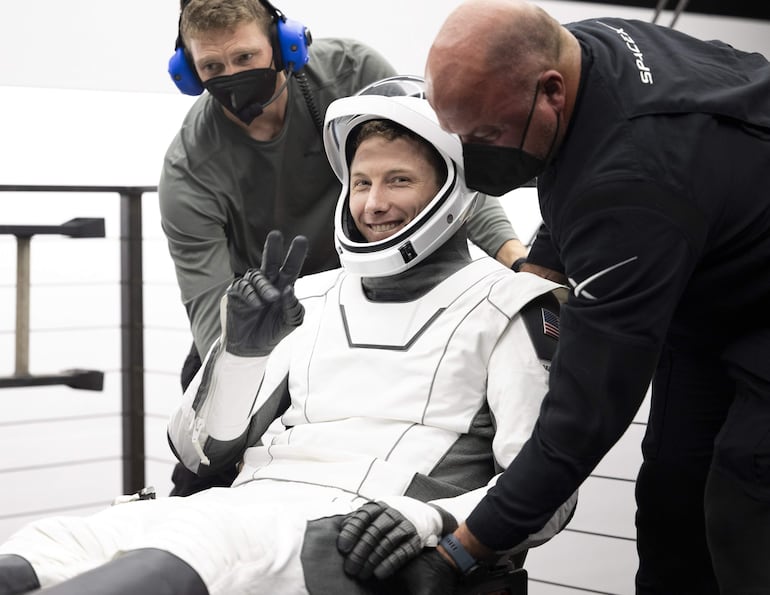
[427,0,562,98]
[425,0,580,148]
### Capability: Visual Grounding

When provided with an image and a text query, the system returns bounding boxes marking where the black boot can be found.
[0,554,40,595]
[37,548,208,595]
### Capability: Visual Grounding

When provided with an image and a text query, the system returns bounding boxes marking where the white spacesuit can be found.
[0,77,574,595]
[173,252,562,507]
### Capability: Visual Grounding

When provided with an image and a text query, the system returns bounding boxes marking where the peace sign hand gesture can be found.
[223,230,309,357]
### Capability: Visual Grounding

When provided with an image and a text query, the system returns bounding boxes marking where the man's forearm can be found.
[495,238,528,268]
[520,262,568,285]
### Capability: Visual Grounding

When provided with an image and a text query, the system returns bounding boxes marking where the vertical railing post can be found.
[14,236,31,376]
[120,189,145,493]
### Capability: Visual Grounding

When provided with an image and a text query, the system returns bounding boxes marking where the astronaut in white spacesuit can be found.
[0,77,574,595]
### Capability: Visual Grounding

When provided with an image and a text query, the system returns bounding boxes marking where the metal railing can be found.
[0,184,156,494]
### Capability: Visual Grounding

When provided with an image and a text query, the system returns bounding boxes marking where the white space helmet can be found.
[324,75,479,277]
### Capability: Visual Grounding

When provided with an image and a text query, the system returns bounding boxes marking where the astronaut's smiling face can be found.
[348,135,441,243]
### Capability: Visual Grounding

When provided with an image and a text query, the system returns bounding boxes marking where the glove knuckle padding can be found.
[374,533,422,579]
[338,503,386,578]
[337,501,426,580]
[242,268,263,287]
[337,505,377,553]
[246,288,265,310]
[342,546,369,578]
[227,278,249,301]
[228,276,263,314]
[373,505,401,533]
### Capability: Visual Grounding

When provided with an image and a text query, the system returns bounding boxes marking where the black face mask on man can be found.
[203,68,288,125]
[462,82,559,196]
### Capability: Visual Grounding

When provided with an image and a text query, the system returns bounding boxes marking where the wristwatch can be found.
[511,257,527,273]
[439,533,479,575]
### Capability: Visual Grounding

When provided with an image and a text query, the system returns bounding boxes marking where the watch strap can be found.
[439,533,478,575]
[511,257,527,273]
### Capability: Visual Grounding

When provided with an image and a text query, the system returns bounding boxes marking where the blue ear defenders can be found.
[168,46,203,95]
[168,0,312,96]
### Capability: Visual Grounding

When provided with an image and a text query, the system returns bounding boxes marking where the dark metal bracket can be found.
[0,217,106,390]
[0,369,104,390]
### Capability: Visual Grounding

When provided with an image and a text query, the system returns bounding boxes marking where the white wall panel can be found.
[23,328,121,373]
[142,287,189,335]
[0,237,120,287]
[527,530,638,595]
[144,370,184,415]
[0,503,107,548]
[0,462,121,530]
[593,423,645,482]
[0,417,121,475]
[529,583,593,595]
[145,459,176,500]
[569,477,637,540]
[0,373,121,423]
[20,284,120,331]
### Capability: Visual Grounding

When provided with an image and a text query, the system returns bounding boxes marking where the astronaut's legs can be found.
[0,482,365,594]
[31,548,207,595]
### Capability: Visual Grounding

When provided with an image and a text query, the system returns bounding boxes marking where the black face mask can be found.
[462,83,559,196]
[203,68,283,125]
[462,144,545,196]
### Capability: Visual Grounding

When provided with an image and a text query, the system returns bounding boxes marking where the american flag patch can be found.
[541,308,560,340]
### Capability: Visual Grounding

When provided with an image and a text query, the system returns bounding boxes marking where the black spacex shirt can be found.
[467,18,770,550]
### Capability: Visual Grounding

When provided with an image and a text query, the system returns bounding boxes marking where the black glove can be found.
[224,230,308,357]
[338,501,431,581]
